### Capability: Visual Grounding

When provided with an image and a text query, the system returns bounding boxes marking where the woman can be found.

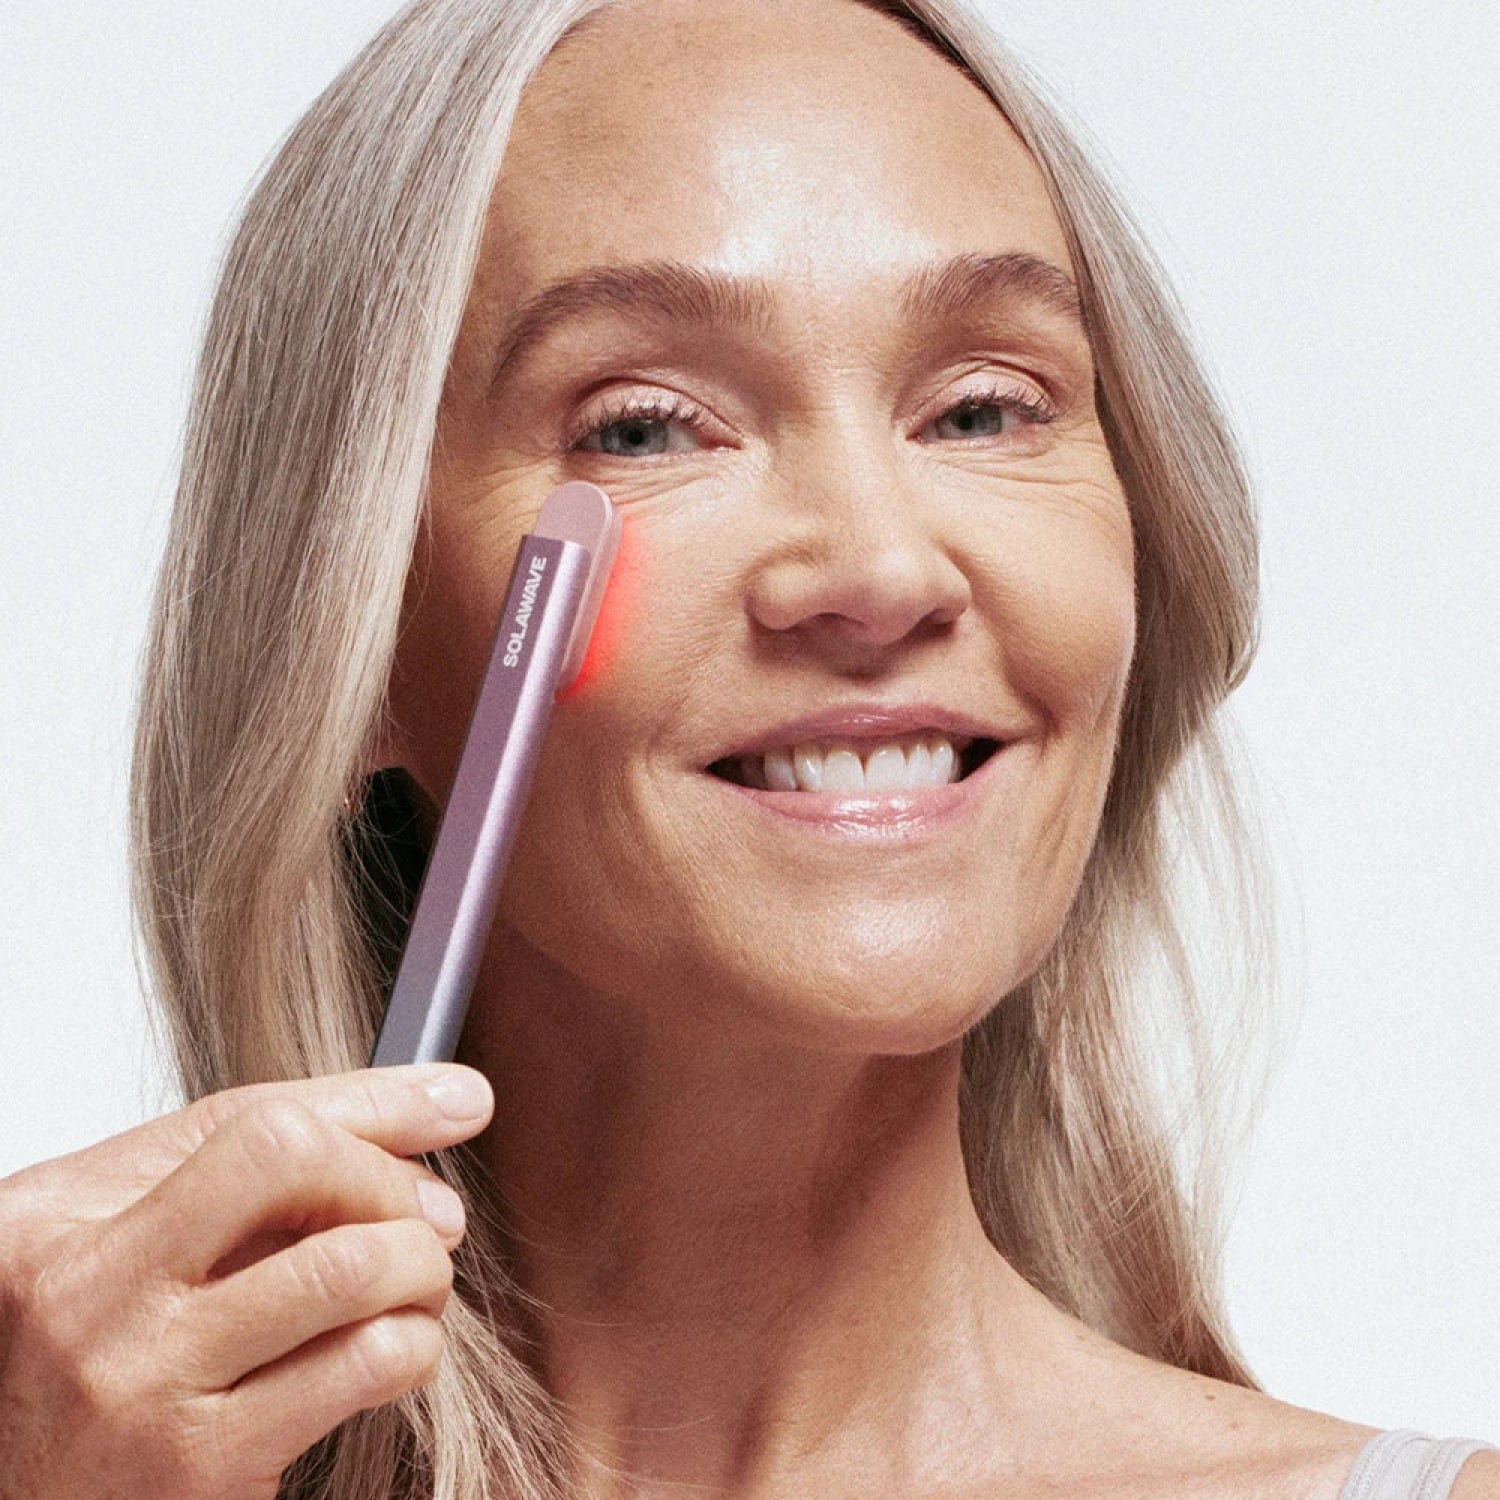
[0,0,1492,1496]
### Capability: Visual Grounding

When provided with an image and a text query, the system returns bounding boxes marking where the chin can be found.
[713,935,1020,1058]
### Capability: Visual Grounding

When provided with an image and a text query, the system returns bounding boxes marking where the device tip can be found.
[533,482,615,550]
[533,483,621,694]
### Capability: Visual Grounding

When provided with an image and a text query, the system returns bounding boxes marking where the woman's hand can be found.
[0,1064,494,1500]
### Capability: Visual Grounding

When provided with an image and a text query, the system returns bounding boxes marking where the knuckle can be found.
[2,1230,47,1318]
[0,1173,65,1293]
[351,1068,403,1137]
[21,1239,100,1346]
[184,1083,250,1142]
[186,1076,306,1152]
[235,1096,326,1170]
[40,1277,183,1416]
[300,1230,384,1307]
[0,1161,44,1229]
[71,1339,134,1424]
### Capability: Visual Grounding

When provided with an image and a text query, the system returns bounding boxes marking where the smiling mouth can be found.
[705,735,1002,791]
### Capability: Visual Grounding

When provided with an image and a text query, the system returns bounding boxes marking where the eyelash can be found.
[564,379,1057,455]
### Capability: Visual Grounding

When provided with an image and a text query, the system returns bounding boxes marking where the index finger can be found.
[192,1065,495,1156]
[35,1065,495,1223]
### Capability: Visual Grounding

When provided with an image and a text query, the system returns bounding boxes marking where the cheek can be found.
[557,506,720,709]
[986,500,1136,737]
[486,508,748,1006]
[970,498,1134,980]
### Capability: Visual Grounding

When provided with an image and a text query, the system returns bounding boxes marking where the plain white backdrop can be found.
[3,0,1495,1440]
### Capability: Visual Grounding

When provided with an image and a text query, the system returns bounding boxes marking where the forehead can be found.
[477,0,1074,309]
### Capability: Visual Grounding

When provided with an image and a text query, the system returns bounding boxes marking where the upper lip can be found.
[703,700,1010,764]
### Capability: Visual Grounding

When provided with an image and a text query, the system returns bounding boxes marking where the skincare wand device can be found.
[369,481,621,1067]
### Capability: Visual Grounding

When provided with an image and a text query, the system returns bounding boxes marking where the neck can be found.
[459,923,1102,1497]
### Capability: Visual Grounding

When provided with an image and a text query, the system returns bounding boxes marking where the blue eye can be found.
[570,396,707,457]
[931,401,1014,440]
[567,380,1056,458]
[921,382,1056,443]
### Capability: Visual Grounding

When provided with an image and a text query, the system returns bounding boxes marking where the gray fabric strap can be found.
[1340,1429,1499,1500]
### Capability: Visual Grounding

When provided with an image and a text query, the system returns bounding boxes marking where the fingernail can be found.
[423,1069,492,1121]
[417,1178,467,1238]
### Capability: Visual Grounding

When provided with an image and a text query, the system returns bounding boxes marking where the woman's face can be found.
[392,0,1135,1053]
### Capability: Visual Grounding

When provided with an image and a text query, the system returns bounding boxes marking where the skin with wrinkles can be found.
[0,2,1397,1497]
[0,1065,495,1499]
[385,2,1382,1496]
[396,3,1133,1048]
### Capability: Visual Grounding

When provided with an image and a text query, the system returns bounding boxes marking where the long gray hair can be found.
[131,0,1277,1494]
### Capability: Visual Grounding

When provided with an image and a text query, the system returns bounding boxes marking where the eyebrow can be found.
[485,251,1084,394]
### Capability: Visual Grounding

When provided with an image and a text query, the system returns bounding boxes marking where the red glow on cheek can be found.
[556,509,645,700]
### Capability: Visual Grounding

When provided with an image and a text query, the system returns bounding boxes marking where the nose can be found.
[744,425,973,665]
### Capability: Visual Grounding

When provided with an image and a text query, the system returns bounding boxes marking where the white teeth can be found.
[863,744,908,790]
[737,735,968,793]
[793,743,823,791]
[821,747,864,792]
[907,741,933,784]
[930,739,955,785]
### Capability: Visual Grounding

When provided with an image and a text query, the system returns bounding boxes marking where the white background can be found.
[3,0,1495,1439]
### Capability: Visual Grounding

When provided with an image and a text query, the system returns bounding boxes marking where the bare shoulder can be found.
[1173,1381,1383,1499]
[1452,1449,1500,1500]
[1088,1346,1386,1500]
[1002,1316,1471,1500]
[1186,1386,1500,1500]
